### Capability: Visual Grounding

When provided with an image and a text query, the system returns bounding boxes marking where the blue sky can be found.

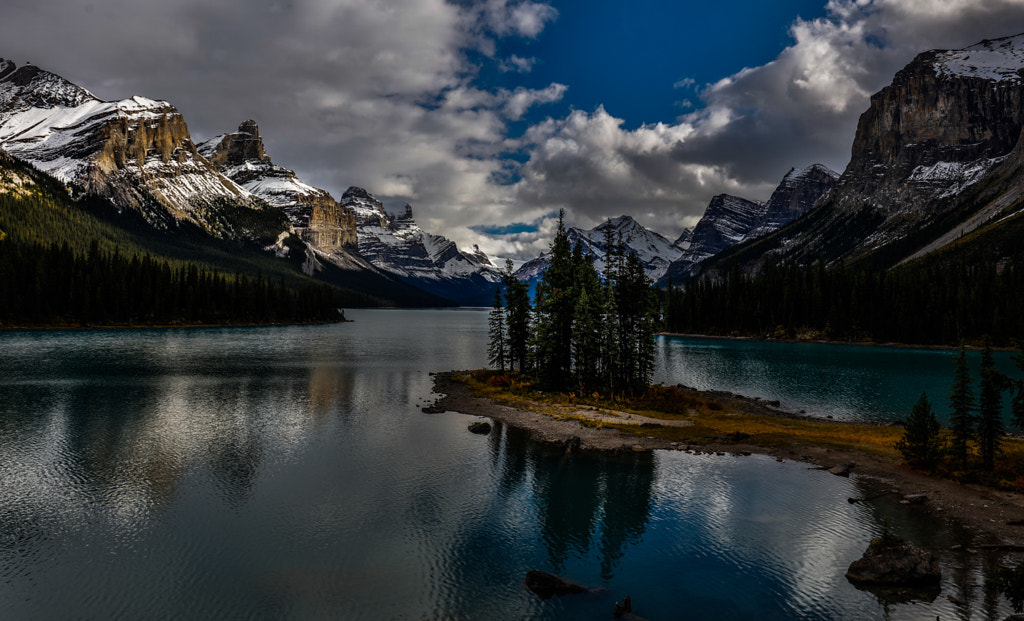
[5,0,1024,259]
[485,0,829,132]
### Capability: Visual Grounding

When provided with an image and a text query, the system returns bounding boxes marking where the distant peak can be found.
[0,61,97,108]
[342,186,376,201]
[238,119,260,136]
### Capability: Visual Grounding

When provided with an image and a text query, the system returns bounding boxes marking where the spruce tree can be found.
[978,342,1007,470]
[894,392,942,469]
[949,346,976,469]
[532,209,576,389]
[487,288,507,372]
[501,258,532,372]
[570,251,603,393]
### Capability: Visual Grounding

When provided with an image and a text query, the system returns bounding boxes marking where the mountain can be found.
[659,164,837,285]
[197,120,371,272]
[514,215,685,289]
[0,60,282,241]
[340,187,501,305]
[0,61,450,308]
[698,34,1024,277]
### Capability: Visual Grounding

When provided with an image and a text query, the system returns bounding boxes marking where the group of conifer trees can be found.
[0,238,342,326]
[896,343,1024,472]
[664,257,1024,346]
[487,212,659,396]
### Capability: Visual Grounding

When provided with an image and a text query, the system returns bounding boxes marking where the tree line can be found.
[487,212,659,396]
[664,256,1024,346]
[0,238,343,326]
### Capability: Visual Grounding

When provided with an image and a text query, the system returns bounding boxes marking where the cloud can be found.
[499,54,537,73]
[503,83,568,120]
[489,0,1024,253]
[4,0,1024,263]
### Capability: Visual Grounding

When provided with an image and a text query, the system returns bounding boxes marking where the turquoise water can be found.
[0,310,1013,619]
[657,335,1021,424]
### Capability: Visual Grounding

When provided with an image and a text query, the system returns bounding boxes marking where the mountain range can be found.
[5,33,1024,310]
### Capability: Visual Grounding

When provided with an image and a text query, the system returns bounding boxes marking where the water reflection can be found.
[0,316,1018,619]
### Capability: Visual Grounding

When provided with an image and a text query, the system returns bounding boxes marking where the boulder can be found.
[468,421,492,435]
[524,570,585,599]
[846,538,941,585]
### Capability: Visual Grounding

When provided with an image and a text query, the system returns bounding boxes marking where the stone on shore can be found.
[524,570,586,599]
[846,538,941,585]
[468,421,492,435]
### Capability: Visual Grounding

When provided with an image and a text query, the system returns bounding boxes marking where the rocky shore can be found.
[429,371,1024,549]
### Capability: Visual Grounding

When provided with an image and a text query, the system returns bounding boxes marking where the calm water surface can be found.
[0,310,1013,619]
[657,335,1020,424]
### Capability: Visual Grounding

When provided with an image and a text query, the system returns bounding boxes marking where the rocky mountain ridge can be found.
[514,215,685,287]
[0,60,270,239]
[198,120,367,270]
[340,187,501,305]
[697,33,1024,277]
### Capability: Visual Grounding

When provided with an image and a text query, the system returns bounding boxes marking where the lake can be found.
[0,309,1014,619]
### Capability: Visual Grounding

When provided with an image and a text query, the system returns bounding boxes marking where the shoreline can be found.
[0,318,350,332]
[430,371,1024,549]
[659,332,1018,352]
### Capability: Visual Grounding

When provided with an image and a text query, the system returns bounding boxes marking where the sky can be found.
[5,0,1024,260]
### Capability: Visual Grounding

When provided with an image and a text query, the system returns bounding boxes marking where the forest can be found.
[0,238,342,326]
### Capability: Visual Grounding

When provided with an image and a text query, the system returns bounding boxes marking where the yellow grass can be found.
[453,370,1024,482]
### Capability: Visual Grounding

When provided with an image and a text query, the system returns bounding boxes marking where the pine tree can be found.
[978,342,1007,470]
[615,251,658,394]
[1010,339,1024,432]
[949,345,976,469]
[532,209,576,389]
[894,392,942,469]
[570,252,603,393]
[487,288,507,372]
[501,258,532,372]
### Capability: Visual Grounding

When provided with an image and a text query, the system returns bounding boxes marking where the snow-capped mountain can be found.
[198,120,372,271]
[341,187,500,305]
[514,215,686,287]
[0,60,269,238]
[699,34,1024,276]
[660,164,837,284]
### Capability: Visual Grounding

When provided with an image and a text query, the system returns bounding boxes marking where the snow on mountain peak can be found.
[932,33,1024,82]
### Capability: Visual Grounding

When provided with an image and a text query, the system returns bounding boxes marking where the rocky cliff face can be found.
[699,34,1024,275]
[659,163,837,284]
[340,187,500,305]
[0,60,269,237]
[198,121,360,263]
[515,215,684,287]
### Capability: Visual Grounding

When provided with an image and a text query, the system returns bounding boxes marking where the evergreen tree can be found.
[949,346,976,469]
[1010,339,1024,432]
[487,288,507,372]
[501,258,532,372]
[978,342,1007,470]
[532,210,576,389]
[615,251,658,394]
[570,251,603,393]
[894,392,942,469]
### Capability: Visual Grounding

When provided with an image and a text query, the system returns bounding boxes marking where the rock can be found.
[563,436,581,455]
[524,570,585,599]
[846,538,941,586]
[468,421,491,435]
[614,595,632,618]
[828,463,855,476]
[902,494,928,504]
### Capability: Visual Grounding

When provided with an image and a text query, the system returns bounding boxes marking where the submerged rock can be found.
[524,570,585,599]
[846,538,941,586]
